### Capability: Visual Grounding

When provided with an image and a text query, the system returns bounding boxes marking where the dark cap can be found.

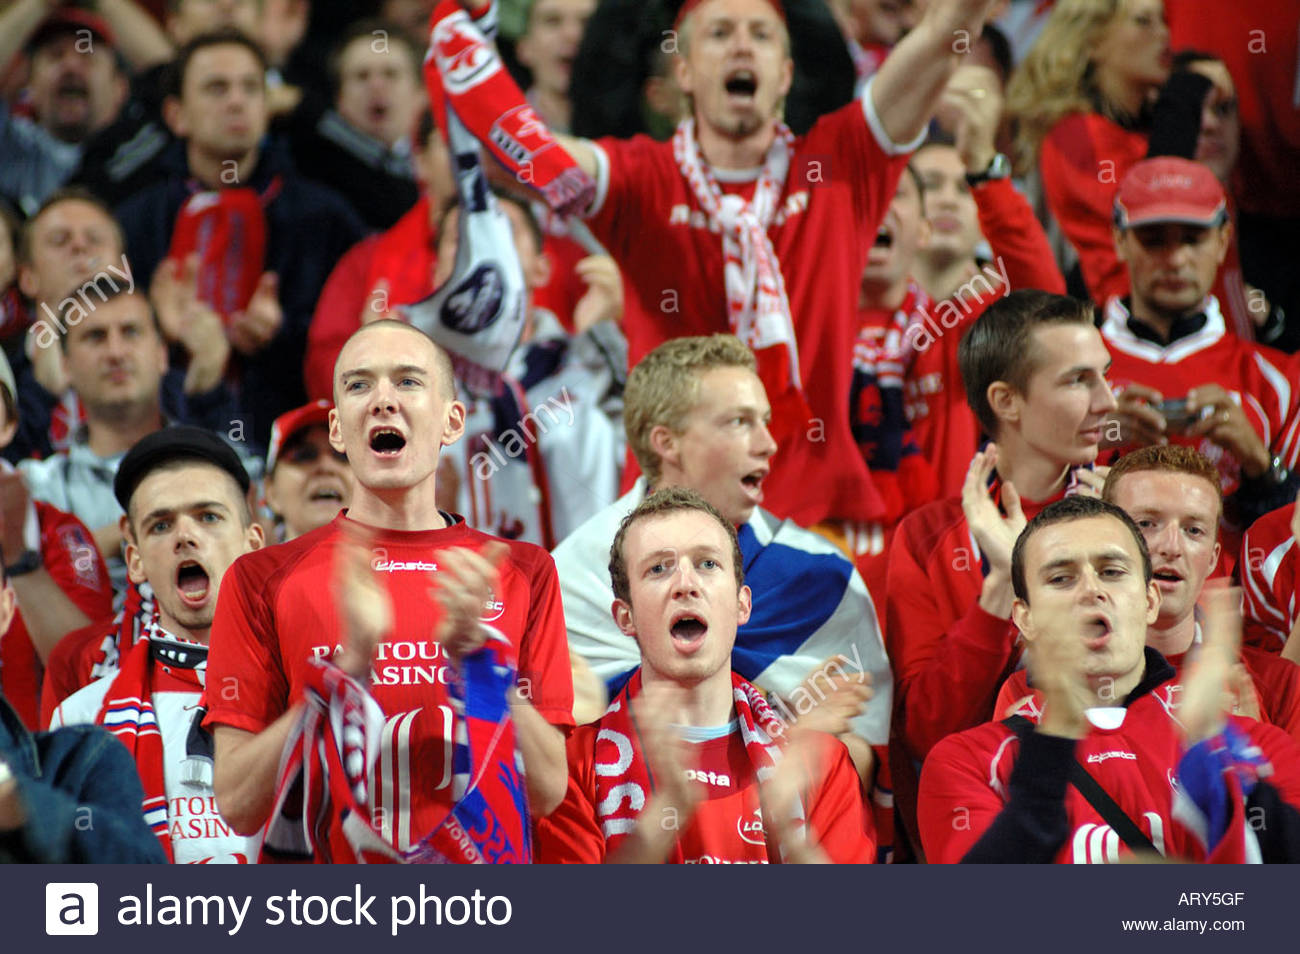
[114,426,250,512]
[26,9,116,55]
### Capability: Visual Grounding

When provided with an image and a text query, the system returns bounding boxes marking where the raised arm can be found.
[0,0,54,84]
[869,0,1000,146]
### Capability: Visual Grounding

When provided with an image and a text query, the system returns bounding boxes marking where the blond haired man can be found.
[552,335,891,794]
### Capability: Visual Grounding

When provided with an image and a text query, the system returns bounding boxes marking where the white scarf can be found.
[672,119,804,394]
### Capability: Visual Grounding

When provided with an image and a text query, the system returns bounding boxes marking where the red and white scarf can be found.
[262,631,530,864]
[88,580,158,684]
[672,119,810,435]
[93,622,205,862]
[594,669,805,862]
[424,1,593,216]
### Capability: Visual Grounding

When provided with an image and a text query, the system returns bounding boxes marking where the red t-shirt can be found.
[39,616,116,729]
[536,721,873,864]
[995,643,1300,744]
[919,684,1300,863]
[885,480,1076,855]
[204,513,574,855]
[587,94,913,527]
[1100,296,1300,505]
[1241,502,1298,653]
[1,501,113,730]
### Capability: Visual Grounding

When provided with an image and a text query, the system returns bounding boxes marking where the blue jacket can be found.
[0,694,165,863]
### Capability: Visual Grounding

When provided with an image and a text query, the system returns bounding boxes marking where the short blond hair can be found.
[624,334,757,484]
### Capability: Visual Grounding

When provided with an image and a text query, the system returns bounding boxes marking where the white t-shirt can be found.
[52,673,257,864]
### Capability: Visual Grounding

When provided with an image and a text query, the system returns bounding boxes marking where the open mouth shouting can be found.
[368,426,407,458]
[1082,612,1112,651]
[724,68,758,104]
[176,559,212,609]
[669,609,709,654]
[305,478,346,507]
[740,467,768,501]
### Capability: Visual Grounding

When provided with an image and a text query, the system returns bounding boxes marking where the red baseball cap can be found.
[26,9,116,54]
[673,0,787,33]
[266,400,332,473]
[1113,157,1227,231]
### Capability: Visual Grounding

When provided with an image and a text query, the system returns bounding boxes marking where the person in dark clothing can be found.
[114,29,366,448]
[0,553,165,863]
[280,19,423,230]
[70,0,265,208]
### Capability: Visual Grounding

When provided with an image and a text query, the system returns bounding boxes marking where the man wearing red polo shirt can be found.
[448,0,1000,535]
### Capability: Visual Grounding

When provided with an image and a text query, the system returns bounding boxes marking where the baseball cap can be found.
[25,8,116,54]
[266,400,332,473]
[1113,157,1227,231]
[114,426,251,512]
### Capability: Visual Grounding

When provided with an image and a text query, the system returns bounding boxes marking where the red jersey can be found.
[0,500,113,729]
[863,177,1066,500]
[1167,0,1300,217]
[995,642,1300,744]
[204,513,574,856]
[885,477,1083,855]
[536,722,873,864]
[1040,112,1148,304]
[587,93,913,526]
[39,616,114,729]
[920,662,1300,863]
[1100,296,1300,501]
[1041,111,1260,335]
[1241,502,1299,653]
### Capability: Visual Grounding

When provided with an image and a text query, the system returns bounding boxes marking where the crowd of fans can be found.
[1,0,1299,865]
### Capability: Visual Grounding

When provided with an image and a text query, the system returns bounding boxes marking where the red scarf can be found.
[424,1,593,216]
[262,631,530,864]
[93,625,204,863]
[166,179,281,324]
[594,670,805,863]
[88,580,158,684]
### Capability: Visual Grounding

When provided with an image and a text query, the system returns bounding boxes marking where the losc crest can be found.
[432,12,501,94]
[441,264,506,333]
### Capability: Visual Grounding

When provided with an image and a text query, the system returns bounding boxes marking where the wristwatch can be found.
[1261,455,1292,488]
[965,152,1011,187]
[4,550,42,577]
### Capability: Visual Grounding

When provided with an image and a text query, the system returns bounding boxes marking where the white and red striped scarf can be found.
[672,119,810,435]
[93,621,204,862]
[88,580,158,684]
[594,669,805,862]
